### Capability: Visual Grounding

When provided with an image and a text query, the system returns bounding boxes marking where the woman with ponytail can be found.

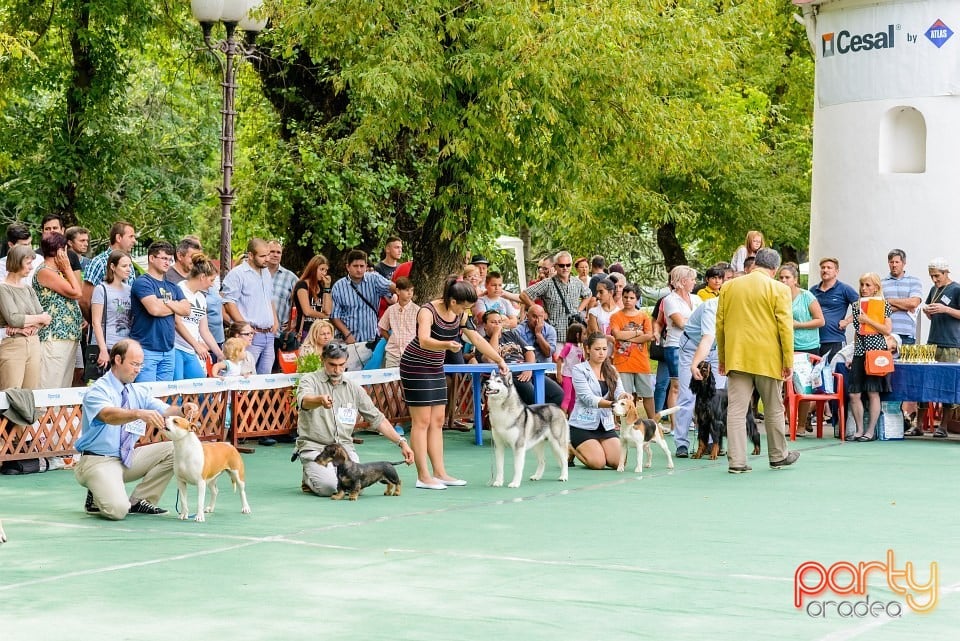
[173,252,224,379]
[568,332,629,469]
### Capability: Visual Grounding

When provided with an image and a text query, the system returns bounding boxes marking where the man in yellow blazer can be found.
[716,247,799,474]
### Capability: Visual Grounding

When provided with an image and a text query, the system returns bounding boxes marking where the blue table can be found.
[835,361,960,403]
[880,362,960,403]
[444,363,557,445]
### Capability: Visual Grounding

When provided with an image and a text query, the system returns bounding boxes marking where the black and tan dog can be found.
[314,443,403,500]
[689,360,761,460]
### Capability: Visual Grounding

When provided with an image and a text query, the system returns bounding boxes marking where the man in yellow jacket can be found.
[716,247,799,474]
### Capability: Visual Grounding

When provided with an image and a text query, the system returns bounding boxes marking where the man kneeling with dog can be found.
[75,339,200,519]
[295,342,413,496]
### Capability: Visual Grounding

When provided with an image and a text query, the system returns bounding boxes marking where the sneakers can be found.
[675,446,688,458]
[728,465,752,474]
[128,498,168,515]
[770,451,801,470]
[84,490,100,514]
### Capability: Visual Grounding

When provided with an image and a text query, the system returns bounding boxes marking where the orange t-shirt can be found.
[609,310,652,374]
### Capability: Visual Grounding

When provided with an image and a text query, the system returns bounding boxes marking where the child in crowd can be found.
[556,322,585,415]
[474,271,519,330]
[609,285,656,419]
[211,338,250,378]
[223,322,257,375]
[299,319,335,358]
[379,277,420,368]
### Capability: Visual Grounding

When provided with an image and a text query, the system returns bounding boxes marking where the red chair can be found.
[786,354,845,442]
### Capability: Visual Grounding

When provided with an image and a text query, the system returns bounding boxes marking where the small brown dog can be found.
[314,443,403,500]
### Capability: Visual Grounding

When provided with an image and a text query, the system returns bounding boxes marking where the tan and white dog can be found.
[612,398,678,474]
[163,417,251,522]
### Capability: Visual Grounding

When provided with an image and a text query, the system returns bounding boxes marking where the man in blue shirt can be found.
[129,241,190,382]
[222,238,279,374]
[810,257,859,361]
[74,339,199,520]
[674,296,723,458]
[514,304,557,363]
[882,249,924,428]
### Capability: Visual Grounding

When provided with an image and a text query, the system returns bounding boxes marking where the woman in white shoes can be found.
[400,278,508,490]
[568,332,629,469]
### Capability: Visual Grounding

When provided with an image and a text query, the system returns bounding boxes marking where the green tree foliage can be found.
[0,1,219,245]
[247,0,812,293]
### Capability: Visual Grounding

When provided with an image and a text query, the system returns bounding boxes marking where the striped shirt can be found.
[221,260,276,329]
[331,272,393,342]
[270,266,298,329]
[84,249,141,286]
[881,272,923,338]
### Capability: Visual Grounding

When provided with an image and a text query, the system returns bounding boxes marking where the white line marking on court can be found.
[0,541,262,592]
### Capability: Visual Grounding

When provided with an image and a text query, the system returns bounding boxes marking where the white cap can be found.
[928,257,950,271]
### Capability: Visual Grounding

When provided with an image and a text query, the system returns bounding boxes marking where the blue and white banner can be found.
[815,0,960,106]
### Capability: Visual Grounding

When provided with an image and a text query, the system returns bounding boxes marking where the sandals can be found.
[856,433,875,442]
[904,427,924,437]
[934,427,948,438]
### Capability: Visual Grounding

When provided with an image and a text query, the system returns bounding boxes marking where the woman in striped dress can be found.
[401,278,508,490]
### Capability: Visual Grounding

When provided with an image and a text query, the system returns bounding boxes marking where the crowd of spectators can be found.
[4,217,959,473]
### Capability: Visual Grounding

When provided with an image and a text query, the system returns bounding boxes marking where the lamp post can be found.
[190,0,267,277]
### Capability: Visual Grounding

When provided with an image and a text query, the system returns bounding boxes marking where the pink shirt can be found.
[378,301,421,362]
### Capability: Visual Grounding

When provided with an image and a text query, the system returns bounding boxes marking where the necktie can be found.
[118,386,135,468]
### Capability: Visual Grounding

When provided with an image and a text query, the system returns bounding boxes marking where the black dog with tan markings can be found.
[314,443,403,500]
[689,360,761,459]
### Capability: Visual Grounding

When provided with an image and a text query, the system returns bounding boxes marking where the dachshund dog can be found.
[689,360,761,460]
[314,443,403,500]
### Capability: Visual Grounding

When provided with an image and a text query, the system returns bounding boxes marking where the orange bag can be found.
[865,350,894,376]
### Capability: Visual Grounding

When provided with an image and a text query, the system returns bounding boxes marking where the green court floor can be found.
[1,429,958,640]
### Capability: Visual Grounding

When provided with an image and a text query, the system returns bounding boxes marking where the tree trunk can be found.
[408,148,470,303]
[60,0,94,225]
[656,221,687,272]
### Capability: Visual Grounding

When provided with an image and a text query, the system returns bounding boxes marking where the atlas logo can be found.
[822,24,895,57]
[925,19,953,48]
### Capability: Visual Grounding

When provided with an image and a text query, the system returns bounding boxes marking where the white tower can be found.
[797,0,960,336]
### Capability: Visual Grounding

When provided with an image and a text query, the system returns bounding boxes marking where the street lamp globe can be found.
[239,0,268,33]
[190,0,224,23]
[219,0,248,24]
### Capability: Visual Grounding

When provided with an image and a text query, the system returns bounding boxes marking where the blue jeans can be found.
[674,338,726,449]
[654,362,670,413]
[174,349,206,380]
[137,348,176,382]
[247,332,275,375]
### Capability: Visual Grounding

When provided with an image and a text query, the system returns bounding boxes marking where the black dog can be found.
[689,361,761,459]
[314,443,403,500]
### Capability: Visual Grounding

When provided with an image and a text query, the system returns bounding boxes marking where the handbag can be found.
[864,349,894,376]
[550,278,586,327]
[82,284,109,384]
[275,307,302,353]
[0,458,46,475]
[648,298,667,362]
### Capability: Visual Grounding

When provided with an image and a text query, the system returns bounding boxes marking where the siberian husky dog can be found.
[485,370,569,488]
